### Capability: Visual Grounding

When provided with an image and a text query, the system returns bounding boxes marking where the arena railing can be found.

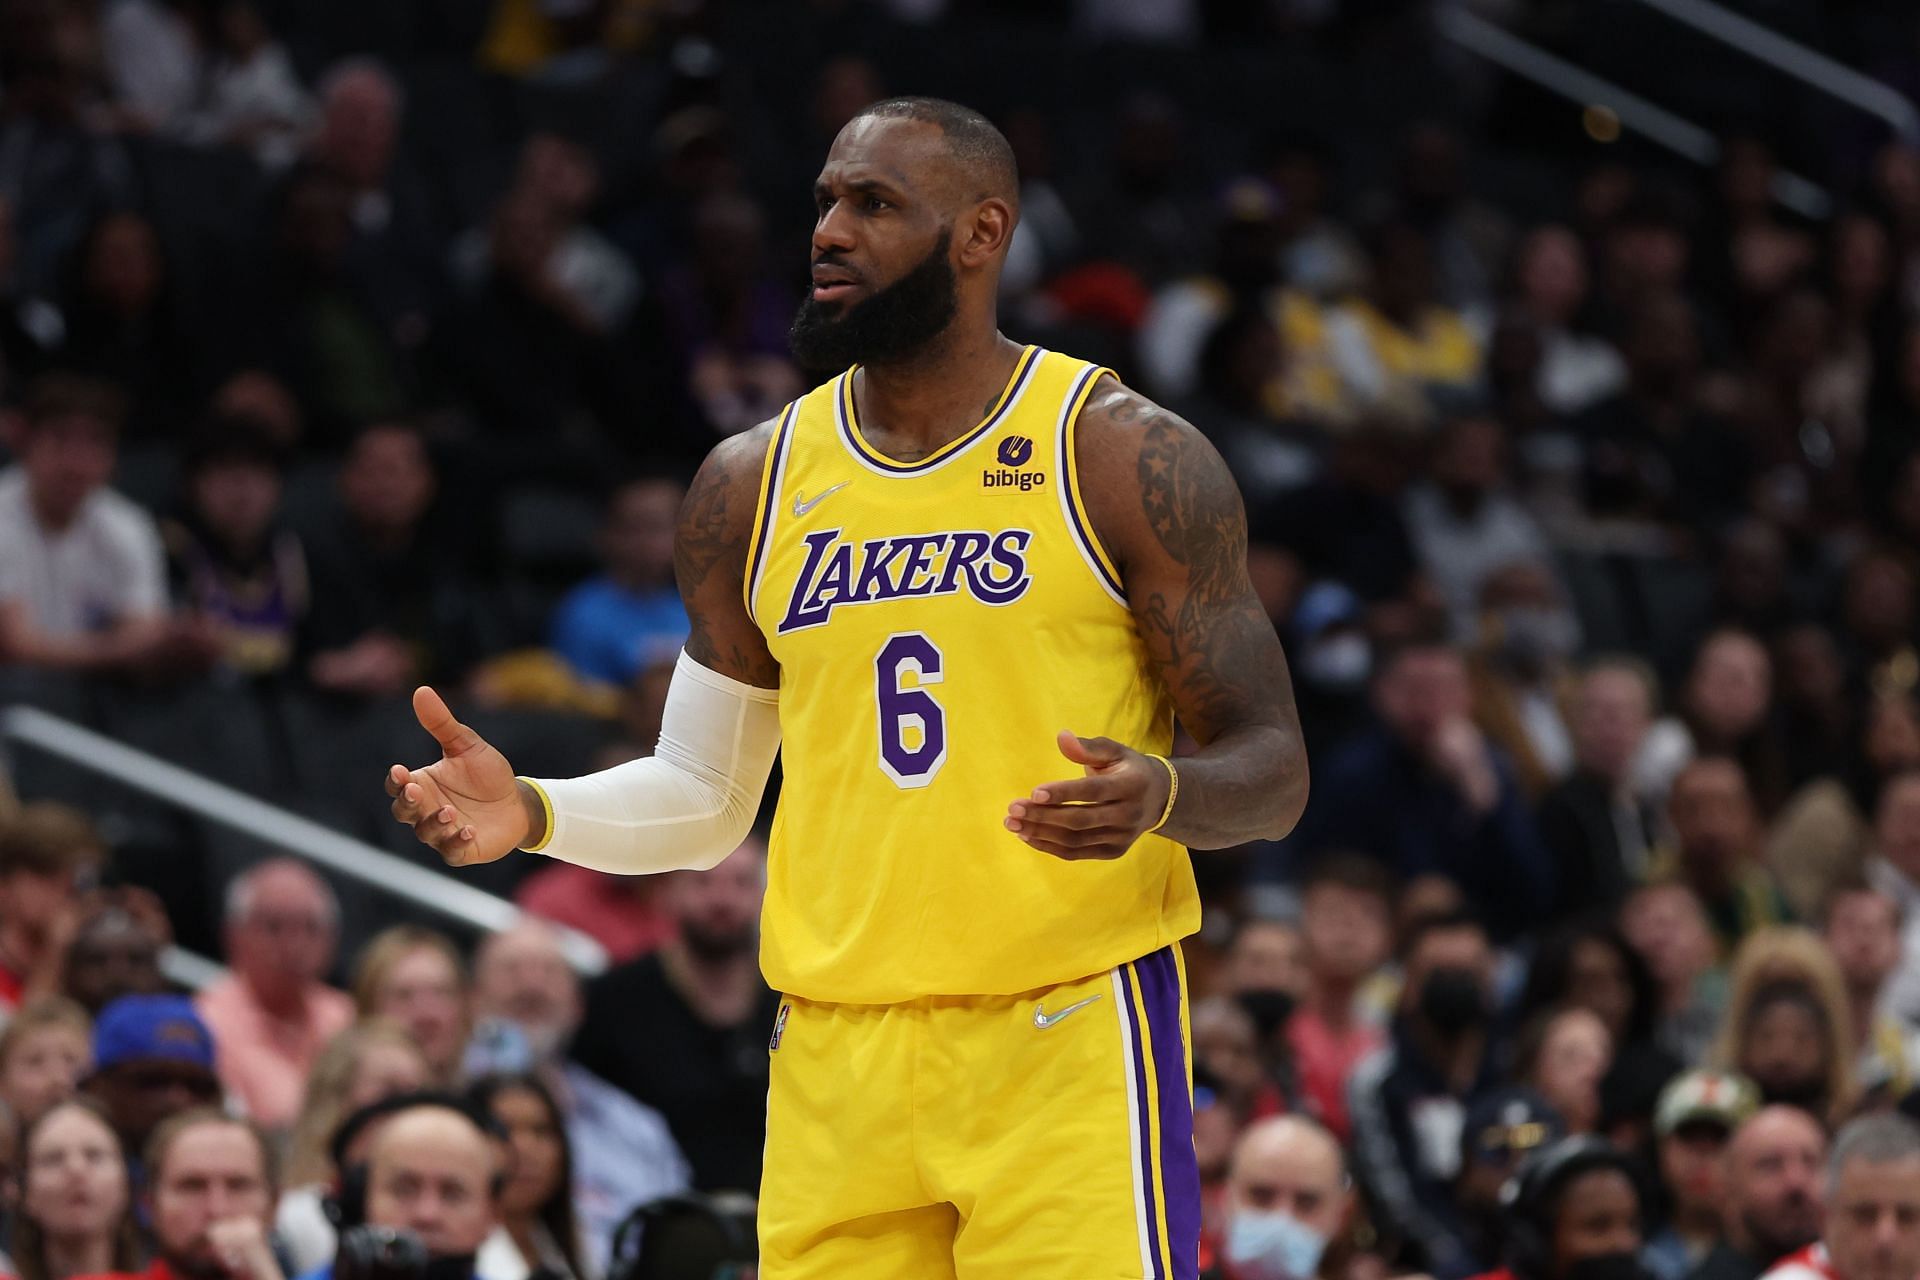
[1436,7,1834,221]
[0,704,609,978]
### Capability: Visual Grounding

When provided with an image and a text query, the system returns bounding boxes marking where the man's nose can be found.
[812,205,857,257]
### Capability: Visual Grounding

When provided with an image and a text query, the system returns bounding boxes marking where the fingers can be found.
[388,778,433,824]
[1025,772,1125,806]
[1014,828,1129,861]
[385,763,409,798]
[412,685,481,756]
[1055,729,1125,769]
[411,805,478,862]
[1005,801,1135,860]
[1008,799,1130,834]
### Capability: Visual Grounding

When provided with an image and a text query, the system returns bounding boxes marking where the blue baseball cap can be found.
[93,994,215,1073]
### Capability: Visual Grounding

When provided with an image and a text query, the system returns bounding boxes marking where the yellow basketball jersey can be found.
[745,345,1202,1004]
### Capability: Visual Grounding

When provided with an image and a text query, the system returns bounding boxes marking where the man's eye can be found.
[866,197,889,211]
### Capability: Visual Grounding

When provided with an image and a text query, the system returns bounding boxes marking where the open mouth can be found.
[810,265,860,303]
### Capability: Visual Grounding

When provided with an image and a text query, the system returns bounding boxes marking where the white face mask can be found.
[1224,1209,1329,1280]
[1302,633,1371,690]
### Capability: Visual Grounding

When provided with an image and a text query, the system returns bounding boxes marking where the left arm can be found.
[1006,377,1308,855]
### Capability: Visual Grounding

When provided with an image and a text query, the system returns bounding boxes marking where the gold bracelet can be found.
[1144,754,1179,834]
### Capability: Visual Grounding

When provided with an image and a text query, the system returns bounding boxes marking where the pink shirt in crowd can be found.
[1287,1004,1385,1142]
[195,975,354,1128]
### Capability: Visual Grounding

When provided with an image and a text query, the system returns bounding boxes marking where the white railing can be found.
[1628,0,1920,145]
[1438,7,1833,220]
[0,704,609,975]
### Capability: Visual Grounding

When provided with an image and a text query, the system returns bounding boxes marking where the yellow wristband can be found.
[516,776,555,853]
[1144,754,1179,834]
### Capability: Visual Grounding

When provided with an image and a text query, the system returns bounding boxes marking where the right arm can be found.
[387,422,782,869]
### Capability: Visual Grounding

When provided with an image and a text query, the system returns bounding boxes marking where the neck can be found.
[27,488,81,534]
[1307,973,1358,1023]
[245,971,309,1017]
[662,938,756,1023]
[44,1233,115,1280]
[854,326,1023,456]
[1674,1203,1722,1243]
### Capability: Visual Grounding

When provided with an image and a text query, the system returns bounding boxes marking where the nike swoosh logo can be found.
[791,481,850,517]
[1033,993,1103,1029]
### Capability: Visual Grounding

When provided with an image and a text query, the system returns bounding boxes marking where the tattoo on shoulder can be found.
[676,426,782,687]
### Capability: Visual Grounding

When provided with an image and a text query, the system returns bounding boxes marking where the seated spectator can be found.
[1517,1008,1614,1136]
[163,422,310,681]
[82,995,221,1165]
[1467,1137,1646,1280]
[1284,638,1553,940]
[1454,1089,1565,1272]
[1822,879,1920,1100]
[1180,307,1325,512]
[192,1,312,168]
[1507,224,1627,416]
[1467,560,1581,801]
[351,928,468,1084]
[1286,854,1391,1141]
[1517,921,1680,1117]
[1204,1115,1352,1280]
[12,1099,139,1280]
[1539,659,1661,923]
[1869,772,1920,1027]
[0,803,105,1011]
[571,840,778,1193]
[276,1021,430,1275]
[1637,631,1787,817]
[1195,996,1288,1123]
[0,997,92,1124]
[1757,1115,1920,1280]
[1348,911,1505,1279]
[0,376,214,678]
[297,1101,503,1280]
[549,477,689,688]
[1642,1070,1759,1280]
[1403,416,1555,643]
[1222,918,1307,1034]
[99,1108,286,1280]
[1713,929,1857,1125]
[1648,759,1793,956]
[465,1074,587,1280]
[195,859,354,1132]
[1326,221,1484,425]
[467,922,687,1270]
[60,897,169,1017]
[1620,882,1729,1064]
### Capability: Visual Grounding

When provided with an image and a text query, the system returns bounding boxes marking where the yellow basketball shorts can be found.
[758,944,1199,1279]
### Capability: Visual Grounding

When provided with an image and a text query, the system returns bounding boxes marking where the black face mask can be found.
[788,231,957,372]
[1236,989,1298,1040]
[1758,1077,1828,1112]
[1419,967,1490,1037]
[423,1253,479,1280]
[1563,1252,1653,1280]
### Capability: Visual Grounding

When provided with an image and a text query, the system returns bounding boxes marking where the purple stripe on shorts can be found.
[1137,947,1201,1280]
[1117,962,1164,1279]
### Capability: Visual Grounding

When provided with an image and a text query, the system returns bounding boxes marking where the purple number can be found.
[875,632,947,788]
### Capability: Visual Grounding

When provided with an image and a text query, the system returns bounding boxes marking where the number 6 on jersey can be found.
[875,632,947,788]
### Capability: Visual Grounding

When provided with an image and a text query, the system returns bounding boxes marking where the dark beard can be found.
[789,232,957,373]
[681,921,754,963]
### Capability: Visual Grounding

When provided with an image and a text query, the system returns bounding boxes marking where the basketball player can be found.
[386,97,1308,1278]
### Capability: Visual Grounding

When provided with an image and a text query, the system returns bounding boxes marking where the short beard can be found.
[789,231,957,373]
[681,921,755,964]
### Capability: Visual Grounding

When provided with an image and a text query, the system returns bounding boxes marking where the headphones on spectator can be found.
[322,1091,511,1231]
[606,1193,757,1280]
[1501,1136,1644,1280]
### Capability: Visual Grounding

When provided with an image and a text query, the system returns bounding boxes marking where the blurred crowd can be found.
[5,0,1920,1278]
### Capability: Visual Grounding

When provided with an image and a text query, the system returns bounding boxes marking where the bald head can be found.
[1724,1106,1827,1259]
[366,1107,499,1258]
[1227,1116,1351,1240]
[851,97,1018,209]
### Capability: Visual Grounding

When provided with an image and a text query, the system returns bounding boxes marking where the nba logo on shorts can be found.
[769,1003,791,1052]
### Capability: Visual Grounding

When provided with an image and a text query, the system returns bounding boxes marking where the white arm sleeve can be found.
[522,650,780,874]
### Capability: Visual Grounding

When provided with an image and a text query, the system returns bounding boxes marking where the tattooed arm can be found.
[673,420,782,689]
[1004,378,1307,855]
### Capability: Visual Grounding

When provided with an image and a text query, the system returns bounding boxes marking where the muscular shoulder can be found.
[673,419,779,595]
[1073,374,1246,574]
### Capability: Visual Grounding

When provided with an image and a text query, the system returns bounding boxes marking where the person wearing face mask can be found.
[1289,583,1376,759]
[1467,1137,1652,1280]
[1349,910,1506,1280]
[1467,561,1582,803]
[1204,1116,1352,1280]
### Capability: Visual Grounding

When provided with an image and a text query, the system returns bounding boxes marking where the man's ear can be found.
[956,198,1015,269]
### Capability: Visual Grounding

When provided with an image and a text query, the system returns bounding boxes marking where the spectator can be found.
[1642,1070,1760,1280]
[1326,223,1484,425]
[1179,306,1324,511]
[1348,910,1504,1279]
[1467,560,1582,801]
[1205,1115,1352,1280]
[97,0,203,135]
[1453,1089,1566,1273]
[1287,855,1392,1141]
[467,922,687,1270]
[107,1108,285,1280]
[1223,918,1308,1035]
[60,898,168,1017]
[0,375,212,677]
[196,0,314,169]
[1469,1137,1647,1280]
[163,421,310,680]
[195,858,354,1132]
[0,803,105,1011]
[1403,417,1555,642]
[0,997,92,1124]
[1868,771,1920,1027]
[1650,759,1793,955]
[571,840,778,1193]
[465,1075,586,1280]
[1517,921,1680,1115]
[1689,1107,1828,1280]
[82,995,221,1164]
[1713,929,1857,1124]
[1285,638,1553,940]
[1539,659,1662,922]
[1756,1115,1920,1280]
[1517,1008,1615,1136]
[1508,224,1627,416]
[1263,426,1425,609]
[12,1099,140,1280]
[1197,996,1287,1123]
[296,1102,501,1280]
[1639,631,1788,818]
[1821,880,1920,1100]
[350,927,468,1084]
[548,477,689,688]
[276,1021,429,1276]
[1381,122,1511,312]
